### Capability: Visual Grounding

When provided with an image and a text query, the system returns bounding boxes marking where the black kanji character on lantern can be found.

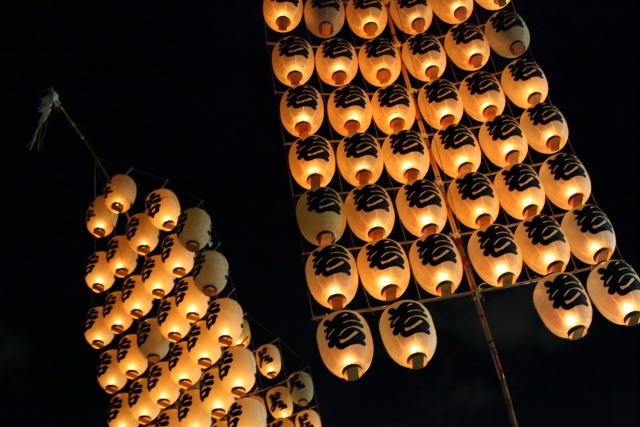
[353,185,390,212]
[141,257,155,282]
[137,320,151,346]
[365,239,405,270]
[157,299,172,326]
[269,391,289,412]
[388,301,431,337]
[597,261,640,296]
[85,308,99,333]
[403,180,442,209]
[148,363,162,391]
[286,85,319,110]
[257,347,274,368]
[455,173,493,200]
[311,0,341,10]
[323,311,367,349]
[97,352,112,377]
[108,396,123,422]
[353,0,382,10]
[117,336,132,362]
[364,37,396,58]
[128,380,143,407]
[573,205,613,234]
[465,71,499,95]
[437,124,475,150]
[527,103,563,126]
[227,402,243,427]
[306,187,342,214]
[408,32,441,55]
[278,36,309,58]
[206,301,221,329]
[477,225,518,257]
[489,10,524,32]
[333,85,367,109]
[507,58,543,81]
[187,323,201,351]
[126,215,140,240]
[168,343,183,370]
[218,350,234,381]
[312,245,352,277]
[200,371,215,400]
[377,85,410,108]
[451,22,484,44]
[546,153,586,181]
[388,131,424,155]
[397,0,427,7]
[486,115,522,141]
[85,253,100,277]
[343,133,378,158]
[424,79,458,103]
[501,164,540,192]
[321,38,353,59]
[544,274,588,310]
[289,373,305,393]
[415,234,457,266]
[523,215,565,246]
[146,192,162,218]
[178,393,193,421]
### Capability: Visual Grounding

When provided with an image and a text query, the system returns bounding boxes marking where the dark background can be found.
[0,1,638,426]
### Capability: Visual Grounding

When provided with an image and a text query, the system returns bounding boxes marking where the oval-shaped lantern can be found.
[478,115,528,167]
[192,250,229,297]
[219,346,257,396]
[306,244,358,310]
[316,310,373,381]
[187,320,222,368]
[533,273,592,340]
[357,238,410,301]
[205,298,244,346]
[327,85,372,137]
[514,215,569,276]
[382,130,429,184]
[122,275,154,319]
[493,163,546,220]
[175,276,209,323]
[315,38,358,87]
[372,85,416,134]
[431,0,473,24]
[358,38,401,88]
[346,0,387,39]
[154,409,180,427]
[137,318,170,363]
[390,0,432,34]
[85,251,115,293]
[409,233,463,296]
[432,124,482,178]
[485,10,530,58]
[84,306,114,349]
[296,187,346,246]
[304,0,345,38]
[107,235,138,279]
[280,85,325,138]
[168,341,202,389]
[104,174,137,214]
[87,195,118,238]
[288,371,314,407]
[128,377,161,425]
[147,361,180,409]
[396,179,447,237]
[561,204,616,265]
[417,79,463,130]
[141,255,176,298]
[288,135,336,189]
[272,36,314,87]
[587,261,640,327]
[444,22,490,71]
[117,334,149,380]
[235,319,252,347]
[459,71,506,122]
[177,388,211,427]
[345,184,395,242]
[157,296,191,342]
[403,32,446,82]
[265,386,294,420]
[263,0,303,33]
[476,0,510,10]
[126,213,159,256]
[161,234,195,278]
[103,291,134,334]
[379,300,437,369]
[108,393,138,427]
[539,153,591,210]
[200,365,236,419]
[176,207,211,252]
[295,410,322,427]
[145,188,181,231]
[227,398,267,427]
[97,349,128,394]
[501,59,548,108]
[520,103,569,153]
[336,133,384,187]
[255,344,282,379]
[448,172,500,228]
[468,224,522,287]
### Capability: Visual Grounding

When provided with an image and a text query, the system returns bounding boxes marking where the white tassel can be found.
[28,87,60,151]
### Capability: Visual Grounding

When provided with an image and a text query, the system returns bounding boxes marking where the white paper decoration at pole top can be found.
[396,179,447,237]
[358,38,401,87]
[444,22,490,71]
[177,388,211,427]
[346,0,387,39]
[296,186,346,246]
[327,85,372,137]
[389,0,433,34]
[561,204,616,265]
[336,133,383,187]
[157,296,191,342]
[382,130,430,184]
[97,349,127,394]
[263,0,303,32]
[372,85,416,134]
[305,244,358,310]
[85,251,115,293]
[403,31,446,82]
[104,174,136,214]
[265,385,293,419]
[315,38,358,87]
[417,79,463,130]
[478,115,528,168]
[192,250,229,297]
[108,393,137,427]
[87,195,118,238]
[280,85,325,138]
[500,59,549,108]
[128,377,161,424]
[147,361,180,409]
[161,234,195,277]
[514,215,570,276]
[475,0,510,10]
[538,153,591,210]
[116,333,148,380]
[187,320,222,368]
[145,188,181,231]
[493,163,546,220]
[431,0,473,24]
[219,346,257,396]
[409,233,463,296]
[141,255,176,298]
[357,238,410,301]
[289,137,337,190]
[121,275,153,319]
[137,318,170,363]
[84,306,114,349]
[485,10,530,58]
[587,261,640,327]
[316,310,373,381]
[345,184,395,242]
[126,213,159,256]
[272,36,314,87]
[106,235,138,279]
[227,398,267,427]
[296,410,322,427]
[168,341,202,389]
[205,297,244,346]
[287,371,314,407]
[175,276,209,322]
[448,171,500,229]
[256,343,282,379]
[468,224,522,287]
[103,291,133,334]
[432,124,482,178]
[304,0,345,38]
[200,365,236,419]
[176,207,211,252]
[459,71,506,122]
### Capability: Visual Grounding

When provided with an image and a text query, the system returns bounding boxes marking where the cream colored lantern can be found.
[468,224,522,287]
[108,393,138,427]
[272,36,314,87]
[122,275,153,319]
[382,130,429,184]
[372,85,416,134]
[431,0,473,24]
[327,85,372,137]
[432,124,482,178]
[533,273,592,340]
[379,300,437,369]
[475,0,510,10]
[296,410,322,427]
[403,32,446,82]
[205,297,244,346]
[103,291,133,334]
[107,235,138,279]
[256,344,282,379]
[141,255,176,298]
[493,163,546,220]
[316,310,373,381]
[168,341,202,389]
[357,238,410,301]
[288,135,336,189]
[200,365,236,419]
[145,188,181,231]
[396,179,447,237]
[315,38,358,87]
[305,244,358,310]
[346,0,387,39]
[84,306,114,349]
[296,187,346,246]
[389,0,433,34]
[177,388,211,427]
[280,85,325,138]
[587,261,640,327]
[263,0,303,33]
[104,174,136,214]
[116,334,148,380]
[235,319,252,347]
[137,318,170,363]
[266,386,294,420]
[336,133,384,187]
[85,251,115,293]
[176,207,211,252]
[87,195,118,238]
[358,38,401,87]
[561,204,616,265]
[304,0,345,38]
[192,250,229,297]
[514,215,570,276]
[417,79,463,130]
[97,349,128,394]
[345,184,395,242]
[187,320,222,368]
[125,213,159,255]
[219,346,257,396]
[485,10,530,58]
[478,115,528,167]
[227,398,267,427]
[500,58,548,108]
[539,153,591,210]
[288,371,314,407]
[157,296,191,342]
[161,234,195,277]
[444,22,490,71]
[459,71,506,122]
[128,377,161,425]
[448,172,500,228]
[147,361,180,408]
[409,233,463,296]
[175,276,209,323]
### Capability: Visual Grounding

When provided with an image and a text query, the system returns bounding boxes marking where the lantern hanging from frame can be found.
[514,214,570,275]
[235,319,252,347]
[417,79,464,130]
[177,388,211,427]
[219,346,257,397]
[336,133,384,187]
[327,85,373,137]
[357,238,410,301]
[295,186,346,246]
[305,244,358,311]
[358,38,401,87]
[272,36,314,87]
[493,163,546,220]
[430,0,473,24]
[121,275,154,319]
[263,0,303,33]
[295,410,322,427]
[389,0,433,35]
[538,153,591,210]
[500,58,548,108]
[346,0,387,39]
[128,377,161,425]
[372,84,416,135]
[287,371,314,407]
[108,393,138,427]
[145,188,181,231]
[280,85,325,138]
[447,171,500,229]
[97,349,128,395]
[175,276,209,323]
[409,233,463,296]
[161,234,195,278]
[141,255,176,298]
[176,207,211,252]
[561,204,616,265]
[444,22,490,71]
[187,320,222,368]
[402,32,446,82]
[103,291,133,334]
[205,297,244,346]
[304,0,345,38]
[381,130,430,184]
[468,224,523,287]
[256,343,282,379]
[137,318,170,364]
[475,0,510,11]
[265,386,294,420]
[85,251,115,293]
[459,71,506,122]
[84,306,114,349]
[315,38,358,87]
[520,103,569,154]
[106,235,138,279]
[168,341,202,389]
[396,179,447,237]
[227,398,267,427]
[192,250,229,297]
[484,10,530,58]
[199,365,236,419]
[478,115,528,168]
[147,361,180,409]
[126,213,159,256]
[587,260,640,327]
[86,195,118,238]
[104,174,136,214]
[157,296,191,342]
[345,184,395,242]
[116,333,148,380]
[432,124,482,178]
[289,135,336,190]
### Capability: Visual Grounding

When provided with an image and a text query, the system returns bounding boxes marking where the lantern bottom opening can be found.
[131,309,144,319]
[147,354,161,364]
[186,312,200,323]
[219,335,233,346]
[436,281,453,296]
[179,379,193,389]
[422,224,438,235]
[469,53,484,68]
[546,136,561,151]
[276,16,291,31]
[138,415,152,425]
[111,202,124,213]
[363,22,378,37]
[232,386,247,397]
[624,311,640,327]
[287,71,303,86]
[297,399,309,407]
[172,267,187,277]
[426,65,439,81]
[105,385,118,394]
[212,409,227,419]
[319,22,333,37]
[317,231,335,246]
[523,204,539,218]
[91,339,104,349]
[332,71,347,85]
[593,248,611,263]
[498,273,514,286]
[163,220,176,230]
[91,283,104,293]
[440,114,455,127]
[138,245,151,255]
[126,370,139,380]
[168,332,182,342]
[568,193,585,208]
[505,150,521,165]
[404,168,420,182]
[408,352,427,370]
[390,117,405,133]
[267,371,278,379]
[412,18,425,32]
[510,41,526,56]
[382,284,399,301]
[198,357,212,368]
[547,261,565,273]
[93,227,106,238]
[568,325,587,341]
[202,285,217,297]
[157,398,171,408]
[454,6,468,21]
[186,241,200,252]
[528,92,542,106]
[483,105,498,120]
[377,68,391,85]
[342,364,362,382]
[115,268,129,278]
[476,214,493,228]
[152,288,166,298]
[111,324,124,334]
[458,162,474,174]
[329,294,346,311]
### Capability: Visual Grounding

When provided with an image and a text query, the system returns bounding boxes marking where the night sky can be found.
[1,1,638,426]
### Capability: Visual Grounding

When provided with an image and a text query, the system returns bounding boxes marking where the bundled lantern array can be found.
[265,0,640,380]
[83,174,321,427]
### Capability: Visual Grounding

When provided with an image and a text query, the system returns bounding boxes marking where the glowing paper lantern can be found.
[121,275,153,319]
[205,298,244,346]
[448,172,500,228]
[176,207,211,252]
[128,377,161,425]
[86,195,118,238]
[177,388,211,427]
[186,320,222,368]
[409,233,463,296]
[125,213,159,255]
[256,344,282,379]
[161,234,195,277]
[200,365,236,419]
[390,0,432,34]
[137,318,170,363]
[116,334,148,380]
[235,319,252,347]
[514,215,570,275]
[475,0,510,10]
[305,244,358,310]
[587,261,640,327]
[459,71,505,122]
[280,85,325,138]
[417,79,463,130]
[266,386,294,419]
[175,276,209,323]
[84,306,114,349]
[104,174,136,214]
[97,349,128,394]
[145,188,181,231]
[500,59,548,108]
[192,250,229,297]
[358,38,401,87]
[295,410,322,427]
[263,0,303,33]
[344,184,395,242]
[468,224,522,287]
[157,296,191,342]
[430,0,473,24]
[103,291,133,334]
[168,341,202,389]
[432,125,482,178]
[227,398,267,427]
[538,153,591,210]
[395,179,447,237]
[336,133,384,187]
[304,0,345,38]
[357,238,410,301]
[288,136,336,190]
[478,115,528,168]
[315,38,358,87]
[444,22,490,71]
[485,10,530,58]
[403,32,446,82]
[327,85,372,137]
[372,85,416,134]
[288,371,314,407]
[520,103,569,154]
[381,130,430,184]
[346,0,387,39]
[493,163,546,220]
[147,361,180,408]
[561,205,616,265]
[106,235,138,279]
[295,187,346,246]
[108,393,138,427]
[85,251,115,293]
[219,346,257,396]
[272,36,314,87]
[141,255,176,298]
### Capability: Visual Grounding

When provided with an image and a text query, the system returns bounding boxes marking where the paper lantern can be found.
[157,296,191,342]
[141,255,176,298]
[493,163,546,220]
[106,235,138,279]
[154,409,180,427]
[174,277,209,323]
[475,0,510,10]
[219,346,257,396]
[97,349,128,394]
[270,420,294,427]
[533,273,592,340]
[280,85,325,138]
[103,291,133,334]
[444,22,490,71]
[448,172,500,229]
[128,377,161,425]
[137,318,170,363]
[288,371,314,407]
[459,71,506,122]
[500,59,548,108]
[372,85,416,134]
[381,130,430,184]
[288,135,336,189]
[255,344,282,379]
[145,188,181,231]
[168,341,202,389]
[272,36,314,87]
[358,38,401,87]
[176,207,211,252]
[125,213,159,255]
[227,398,267,427]
[304,0,345,38]
[357,238,410,301]
[316,310,373,381]
[192,250,229,297]
[147,361,180,408]
[468,224,522,287]
[430,0,473,24]
[177,388,211,427]
[205,298,244,346]
[84,306,114,349]
[389,0,432,34]
[403,32,446,82]
[187,320,222,368]
[379,300,437,369]
[409,233,463,296]
[346,0,387,39]
[235,319,252,347]
[432,124,482,178]
[108,393,138,427]
[561,205,616,265]
[266,386,294,420]
[395,179,447,237]
[86,195,118,238]
[200,365,236,419]
[514,215,570,276]
[417,79,463,130]
[336,133,384,186]
[305,244,358,310]
[315,38,358,87]
[104,174,136,214]
[345,184,395,242]
[263,0,303,33]
[296,187,346,246]
[85,251,115,293]
[587,261,640,327]
[485,10,530,58]
[121,275,153,319]
[539,153,591,210]
[327,85,372,137]
[116,334,148,380]
[478,115,528,167]
[161,234,195,277]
